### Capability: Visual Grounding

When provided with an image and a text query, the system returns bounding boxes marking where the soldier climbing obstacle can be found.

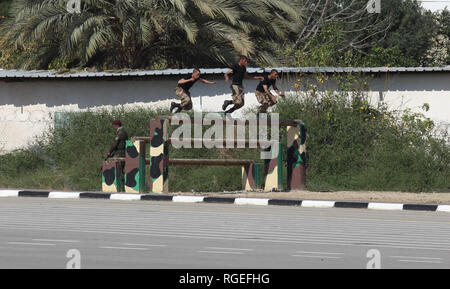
[170,68,216,113]
[255,69,285,114]
[106,120,129,158]
[222,56,264,115]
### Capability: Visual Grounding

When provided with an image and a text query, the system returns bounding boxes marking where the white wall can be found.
[0,72,449,153]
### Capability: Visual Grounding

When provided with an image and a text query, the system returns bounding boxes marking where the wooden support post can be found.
[149,118,169,193]
[124,139,146,193]
[102,158,124,193]
[287,122,306,190]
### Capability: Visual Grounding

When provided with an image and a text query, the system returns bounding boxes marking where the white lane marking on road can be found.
[390,256,443,260]
[197,250,244,255]
[437,205,450,213]
[172,196,205,203]
[123,243,167,247]
[301,200,335,208]
[110,194,142,201]
[48,192,80,199]
[99,246,148,251]
[234,198,269,206]
[0,190,19,197]
[32,239,79,243]
[205,247,253,251]
[397,259,443,264]
[292,255,341,259]
[295,251,344,255]
[7,242,55,246]
[368,203,404,211]
[1,225,450,252]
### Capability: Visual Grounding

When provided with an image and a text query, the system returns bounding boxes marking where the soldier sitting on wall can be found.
[106,120,129,158]
[170,68,217,113]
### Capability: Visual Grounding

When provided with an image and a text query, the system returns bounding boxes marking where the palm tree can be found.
[0,0,304,69]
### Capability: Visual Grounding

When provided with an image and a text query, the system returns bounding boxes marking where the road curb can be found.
[1,189,449,213]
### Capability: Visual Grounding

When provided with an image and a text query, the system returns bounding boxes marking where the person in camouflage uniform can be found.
[106,120,129,158]
[170,68,216,113]
[255,69,285,114]
[222,56,264,115]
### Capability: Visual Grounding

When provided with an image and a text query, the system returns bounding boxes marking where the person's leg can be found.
[256,91,269,114]
[226,85,244,114]
[172,88,184,113]
[180,91,193,112]
[222,85,236,111]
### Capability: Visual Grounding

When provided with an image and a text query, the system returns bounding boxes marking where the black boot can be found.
[170,102,182,113]
[222,100,232,111]
[225,107,236,115]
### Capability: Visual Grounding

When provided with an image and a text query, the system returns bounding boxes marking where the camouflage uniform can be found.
[109,127,129,158]
[175,87,193,111]
[231,84,245,109]
[255,91,276,113]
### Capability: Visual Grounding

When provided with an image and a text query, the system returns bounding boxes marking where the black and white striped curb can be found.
[1,189,449,213]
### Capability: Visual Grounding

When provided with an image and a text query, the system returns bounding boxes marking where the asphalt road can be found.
[0,197,449,269]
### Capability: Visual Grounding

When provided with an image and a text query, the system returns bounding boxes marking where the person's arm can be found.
[273,84,285,97]
[263,85,277,103]
[200,78,216,85]
[245,72,264,81]
[224,69,233,82]
[178,77,195,85]
[107,136,119,157]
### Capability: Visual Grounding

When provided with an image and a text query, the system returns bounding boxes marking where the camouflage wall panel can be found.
[287,123,306,190]
[149,119,169,193]
[102,159,124,193]
[264,142,283,191]
[125,140,146,193]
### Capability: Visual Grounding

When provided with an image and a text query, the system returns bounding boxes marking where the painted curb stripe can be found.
[172,196,205,203]
[48,192,81,199]
[0,190,19,197]
[2,190,450,214]
[18,191,50,198]
[301,200,335,208]
[110,194,142,201]
[234,198,269,206]
[79,193,111,199]
[403,204,438,211]
[437,205,450,212]
[334,202,369,209]
[268,199,303,206]
[203,197,236,204]
[368,203,404,211]
[140,195,173,202]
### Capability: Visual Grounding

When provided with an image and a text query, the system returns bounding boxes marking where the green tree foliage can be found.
[380,0,437,66]
[0,0,303,70]
[274,0,439,67]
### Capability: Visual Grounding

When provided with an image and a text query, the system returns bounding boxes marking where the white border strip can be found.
[48,192,81,199]
[172,196,205,203]
[0,190,19,197]
[110,194,142,201]
[301,200,335,208]
[234,198,269,206]
[368,202,404,211]
[437,205,450,213]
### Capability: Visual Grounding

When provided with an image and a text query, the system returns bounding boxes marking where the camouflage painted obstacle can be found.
[101,158,124,193]
[102,116,306,194]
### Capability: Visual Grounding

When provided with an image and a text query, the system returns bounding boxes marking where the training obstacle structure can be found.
[101,158,124,193]
[124,140,146,193]
[102,115,306,193]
